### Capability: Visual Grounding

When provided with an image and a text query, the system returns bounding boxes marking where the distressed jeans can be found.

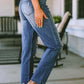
[19,0,62,84]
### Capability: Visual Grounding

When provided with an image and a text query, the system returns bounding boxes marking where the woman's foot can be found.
[27,80,37,84]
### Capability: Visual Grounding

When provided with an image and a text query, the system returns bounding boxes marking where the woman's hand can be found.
[31,0,48,28]
[34,8,48,28]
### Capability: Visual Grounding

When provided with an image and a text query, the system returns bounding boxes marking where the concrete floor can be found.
[0,48,84,84]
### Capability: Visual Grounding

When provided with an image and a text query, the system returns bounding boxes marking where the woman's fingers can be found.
[35,18,38,24]
[35,17,43,28]
[34,8,48,28]
[38,19,41,27]
[35,11,48,28]
[40,18,43,27]
[43,12,48,19]
[38,19,43,28]
[35,17,38,26]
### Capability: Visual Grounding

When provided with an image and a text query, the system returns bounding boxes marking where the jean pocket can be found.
[21,1,33,16]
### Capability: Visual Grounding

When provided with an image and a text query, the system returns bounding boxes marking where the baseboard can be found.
[68,47,84,58]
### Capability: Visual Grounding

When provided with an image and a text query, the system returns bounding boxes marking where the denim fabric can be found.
[19,0,62,84]
[32,31,38,57]
[30,31,38,79]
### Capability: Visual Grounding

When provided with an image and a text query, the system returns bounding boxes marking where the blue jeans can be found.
[19,0,62,84]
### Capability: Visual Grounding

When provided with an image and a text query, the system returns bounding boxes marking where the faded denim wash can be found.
[19,0,62,84]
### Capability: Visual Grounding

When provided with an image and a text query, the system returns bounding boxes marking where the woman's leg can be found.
[19,2,34,84]
[21,0,62,84]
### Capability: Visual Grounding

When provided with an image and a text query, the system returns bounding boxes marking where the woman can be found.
[19,0,62,84]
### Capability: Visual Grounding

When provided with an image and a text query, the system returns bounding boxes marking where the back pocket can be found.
[21,1,34,16]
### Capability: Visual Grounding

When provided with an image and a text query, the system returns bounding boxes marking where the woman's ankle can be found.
[27,80,37,84]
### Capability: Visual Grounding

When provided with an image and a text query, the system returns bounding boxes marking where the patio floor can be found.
[0,48,84,84]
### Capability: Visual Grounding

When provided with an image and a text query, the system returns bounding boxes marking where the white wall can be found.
[46,0,53,15]
[52,0,61,16]
[46,0,62,16]
[0,0,15,16]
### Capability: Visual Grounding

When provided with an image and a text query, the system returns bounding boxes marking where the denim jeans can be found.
[19,0,62,84]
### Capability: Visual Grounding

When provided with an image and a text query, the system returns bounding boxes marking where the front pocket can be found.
[21,1,33,16]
